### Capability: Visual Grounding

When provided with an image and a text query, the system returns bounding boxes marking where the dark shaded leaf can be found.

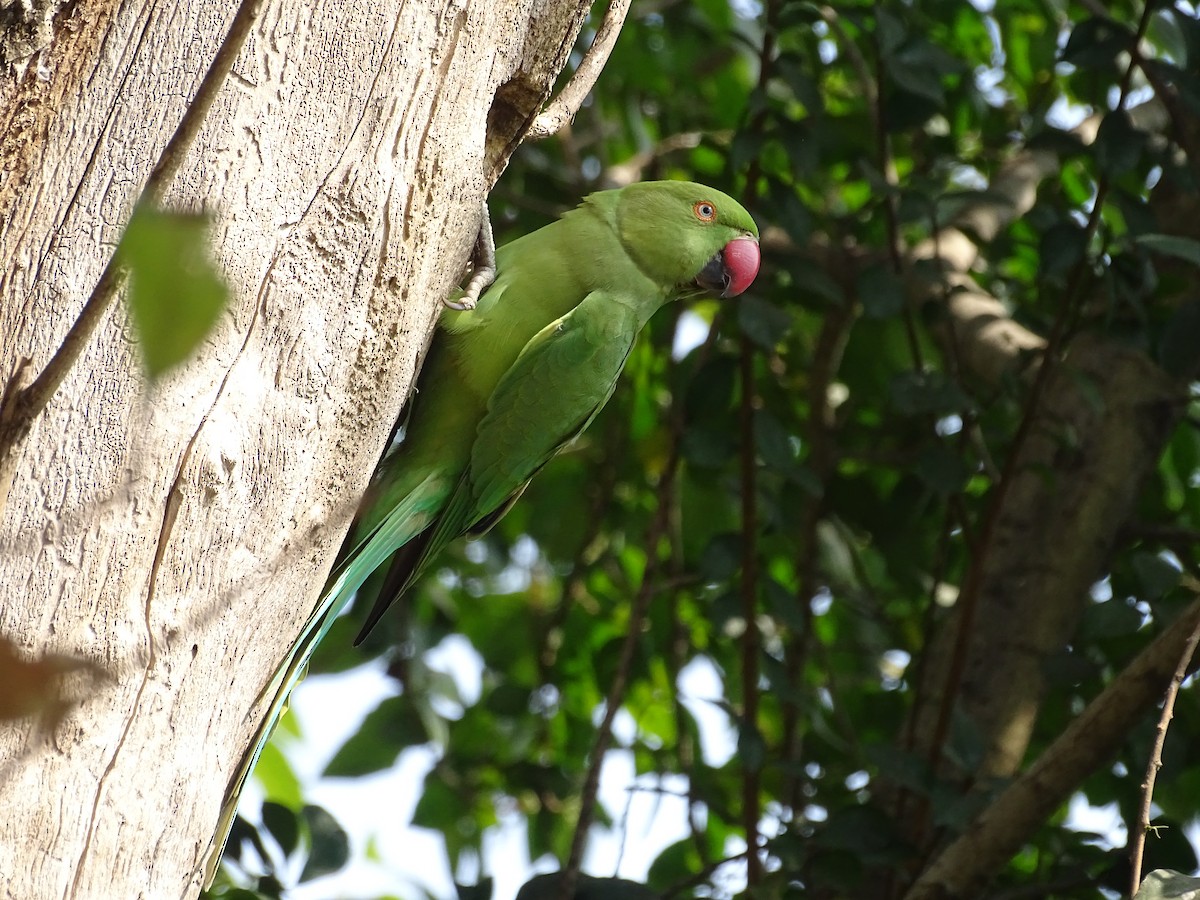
[737,295,793,348]
[260,801,301,858]
[299,805,349,881]
[858,264,905,319]
[1137,234,1200,269]
[1039,220,1088,278]
[1094,110,1144,177]
[1061,16,1132,69]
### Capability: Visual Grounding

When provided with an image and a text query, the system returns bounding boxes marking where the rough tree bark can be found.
[0,0,612,897]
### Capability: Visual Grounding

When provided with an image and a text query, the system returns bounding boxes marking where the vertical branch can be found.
[780,303,856,811]
[738,332,762,886]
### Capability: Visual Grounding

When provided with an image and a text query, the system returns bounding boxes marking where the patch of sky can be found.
[672,308,711,359]
[936,414,963,437]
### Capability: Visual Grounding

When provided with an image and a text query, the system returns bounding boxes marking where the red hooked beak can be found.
[695,235,760,298]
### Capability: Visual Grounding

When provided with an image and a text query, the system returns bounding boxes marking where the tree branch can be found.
[738,331,762,886]
[905,598,1200,900]
[528,0,632,140]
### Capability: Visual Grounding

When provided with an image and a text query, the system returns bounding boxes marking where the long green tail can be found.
[202,470,449,886]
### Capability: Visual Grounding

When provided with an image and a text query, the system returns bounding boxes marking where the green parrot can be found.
[204,180,758,882]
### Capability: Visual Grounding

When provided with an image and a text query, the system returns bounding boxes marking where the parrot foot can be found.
[444,201,496,311]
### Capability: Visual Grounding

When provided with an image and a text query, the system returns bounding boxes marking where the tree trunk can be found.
[0,0,595,896]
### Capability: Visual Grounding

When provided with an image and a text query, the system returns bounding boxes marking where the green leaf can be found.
[322,694,425,777]
[1136,233,1200,268]
[260,801,301,857]
[411,768,467,835]
[681,423,736,469]
[754,409,799,474]
[1131,552,1181,600]
[1158,298,1200,378]
[888,371,973,417]
[857,264,905,319]
[810,805,909,863]
[697,532,742,582]
[914,444,967,496]
[457,878,494,900]
[516,874,659,900]
[117,203,229,379]
[1039,220,1088,278]
[1093,110,1144,177]
[1147,9,1191,67]
[254,740,302,809]
[299,805,350,881]
[1079,598,1143,640]
[875,8,907,57]
[1061,16,1131,69]
[737,718,766,771]
[737,295,792,349]
[202,887,277,900]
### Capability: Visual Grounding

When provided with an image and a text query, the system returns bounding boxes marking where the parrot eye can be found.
[693,201,717,222]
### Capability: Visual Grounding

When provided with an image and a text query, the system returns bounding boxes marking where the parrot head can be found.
[614,181,760,299]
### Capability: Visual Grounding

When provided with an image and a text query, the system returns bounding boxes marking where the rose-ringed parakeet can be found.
[205,180,758,881]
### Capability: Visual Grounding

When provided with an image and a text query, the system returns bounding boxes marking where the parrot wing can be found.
[468,288,639,518]
[353,289,641,640]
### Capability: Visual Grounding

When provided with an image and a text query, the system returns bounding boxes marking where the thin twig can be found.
[731,0,783,881]
[862,5,923,370]
[737,331,763,887]
[662,848,752,899]
[559,498,669,900]
[0,0,265,513]
[529,0,633,140]
[1128,611,1200,896]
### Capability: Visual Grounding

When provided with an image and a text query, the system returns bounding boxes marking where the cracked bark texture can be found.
[0,0,598,897]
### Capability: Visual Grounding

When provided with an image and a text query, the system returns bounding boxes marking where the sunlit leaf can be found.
[117,203,229,379]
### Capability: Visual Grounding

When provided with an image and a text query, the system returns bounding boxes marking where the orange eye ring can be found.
[693,201,717,222]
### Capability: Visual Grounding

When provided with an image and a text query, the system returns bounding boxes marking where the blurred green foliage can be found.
[211,0,1200,898]
[118,204,229,379]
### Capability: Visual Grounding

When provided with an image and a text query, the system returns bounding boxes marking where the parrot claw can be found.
[444,200,496,311]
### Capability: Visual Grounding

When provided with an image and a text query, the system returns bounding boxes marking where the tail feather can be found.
[202,470,449,886]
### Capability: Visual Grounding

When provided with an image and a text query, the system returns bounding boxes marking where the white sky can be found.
[247,646,740,900]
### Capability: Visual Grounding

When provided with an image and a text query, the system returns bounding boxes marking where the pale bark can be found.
[0,0,603,897]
